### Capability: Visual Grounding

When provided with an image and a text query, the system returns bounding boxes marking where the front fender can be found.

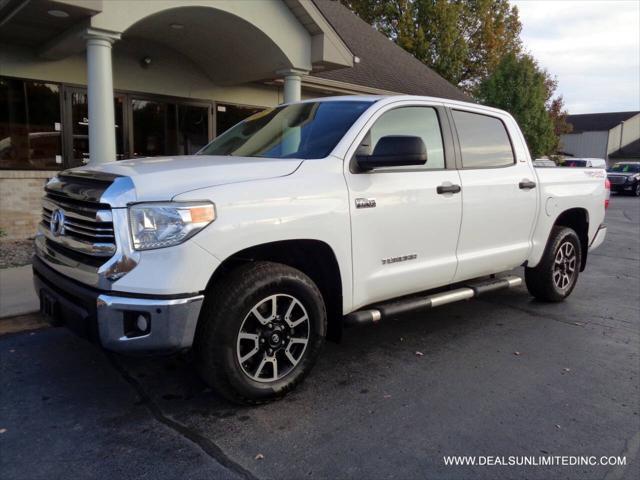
[175,158,354,313]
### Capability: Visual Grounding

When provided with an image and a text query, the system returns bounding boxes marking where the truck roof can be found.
[295,94,510,119]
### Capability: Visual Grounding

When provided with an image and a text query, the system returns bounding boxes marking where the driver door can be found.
[344,103,463,309]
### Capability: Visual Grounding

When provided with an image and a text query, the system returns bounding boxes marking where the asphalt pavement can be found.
[1,195,639,480]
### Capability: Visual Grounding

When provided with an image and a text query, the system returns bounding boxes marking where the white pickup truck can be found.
[33,95,609,404]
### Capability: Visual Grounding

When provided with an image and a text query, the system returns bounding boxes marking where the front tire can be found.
[195,261,326,405]
[525,226,582,302]
[634,182,640,197]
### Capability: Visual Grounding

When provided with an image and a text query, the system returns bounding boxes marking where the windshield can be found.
[609,163,640,173]
[198,101,373,159]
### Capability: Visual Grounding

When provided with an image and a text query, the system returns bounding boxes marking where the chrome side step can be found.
[344,275,522,327]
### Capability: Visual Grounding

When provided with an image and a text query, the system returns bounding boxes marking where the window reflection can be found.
[0,78,62,170]
[216,103,263,136]
[452,110,515,168]
[132,99,209,157]
[69,91,125,167]
[200,101,371,159]
[367,107,445,170]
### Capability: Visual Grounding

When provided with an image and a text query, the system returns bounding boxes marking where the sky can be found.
[512,0,640,114]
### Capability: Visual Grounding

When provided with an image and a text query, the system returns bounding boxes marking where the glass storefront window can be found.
[1,76,234,166]
[132,99,210,157]
[132,99,178,157]
[68,90,126,167]
[0,78,62,170]
[216,103,263,136]
[178,104,209,154]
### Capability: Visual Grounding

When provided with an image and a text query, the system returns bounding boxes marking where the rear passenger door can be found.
[345,103,462,309]
[450,108,538,282]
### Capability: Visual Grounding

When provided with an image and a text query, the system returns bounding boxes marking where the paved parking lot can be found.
[1,196,639,480]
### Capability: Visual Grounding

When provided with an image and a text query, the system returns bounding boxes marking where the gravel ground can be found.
[0,239,34,269]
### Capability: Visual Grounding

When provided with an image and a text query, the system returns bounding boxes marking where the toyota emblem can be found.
[50,209,66,237]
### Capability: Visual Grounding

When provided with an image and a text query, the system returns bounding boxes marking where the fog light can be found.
[123,311,151,338]
[136,314,149,332]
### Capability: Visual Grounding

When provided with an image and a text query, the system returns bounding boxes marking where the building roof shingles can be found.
[312,0,469,102]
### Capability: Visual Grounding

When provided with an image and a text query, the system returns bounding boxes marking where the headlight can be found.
[129,202,216,250]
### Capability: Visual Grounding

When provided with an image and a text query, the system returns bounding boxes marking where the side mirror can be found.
[355,135,427,171]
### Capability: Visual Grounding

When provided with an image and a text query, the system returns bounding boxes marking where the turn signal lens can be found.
[188,205,215,223]
[604,178,610,209]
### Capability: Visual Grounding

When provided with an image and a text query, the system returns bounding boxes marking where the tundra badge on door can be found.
[355,198,376,209]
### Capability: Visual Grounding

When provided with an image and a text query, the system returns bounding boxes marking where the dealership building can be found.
[0,0,466,240]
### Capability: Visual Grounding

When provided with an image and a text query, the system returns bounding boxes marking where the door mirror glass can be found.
[356,135,427,171]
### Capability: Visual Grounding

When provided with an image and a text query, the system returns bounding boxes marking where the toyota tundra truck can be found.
[33,95,609,404]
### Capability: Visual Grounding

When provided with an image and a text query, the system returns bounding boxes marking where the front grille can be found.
[608,175,626,185]
[41,190,117,263]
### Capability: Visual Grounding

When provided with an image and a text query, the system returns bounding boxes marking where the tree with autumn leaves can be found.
[340,0,571,158]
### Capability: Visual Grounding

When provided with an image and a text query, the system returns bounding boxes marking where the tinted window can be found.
[564,160,587,167]
[365,107,444,170]
[609,163,640,173]
[452,110,514,168]
[0,77,62,170]
[199,101,372,159]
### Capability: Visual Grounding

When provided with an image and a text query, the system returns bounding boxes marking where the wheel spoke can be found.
[238,332,260,363]
[254,355,268,378]
[287,313,308,328]
[239,332,259,342]
[251,295,278,325]
[284,297,297,322]
[284,348,297,365]
[565,244,574,257]
[270,356,278,380]
[240,346,260,363]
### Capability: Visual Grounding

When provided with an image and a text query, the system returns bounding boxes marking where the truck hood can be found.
[73,155,303,203]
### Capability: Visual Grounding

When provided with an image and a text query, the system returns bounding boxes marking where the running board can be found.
[344,275,522,327]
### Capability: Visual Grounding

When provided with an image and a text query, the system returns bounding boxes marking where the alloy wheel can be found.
[553,241,577,290]
[236,294,310,383]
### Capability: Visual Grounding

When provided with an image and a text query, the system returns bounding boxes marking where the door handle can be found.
[437,184,461,194]
[519,179,536,190]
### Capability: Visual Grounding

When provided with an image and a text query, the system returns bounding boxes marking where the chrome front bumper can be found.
[97,294,204,352]
[33,257,204,353]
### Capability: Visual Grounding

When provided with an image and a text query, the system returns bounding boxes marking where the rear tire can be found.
[525,226,582,302]
[195,261,326,405]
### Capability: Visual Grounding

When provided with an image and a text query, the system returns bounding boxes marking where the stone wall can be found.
[0,171,57,240]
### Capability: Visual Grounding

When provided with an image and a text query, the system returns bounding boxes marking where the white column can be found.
[278,69,308,104]
[84,28,121,165]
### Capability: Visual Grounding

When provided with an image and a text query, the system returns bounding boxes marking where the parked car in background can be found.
[562,158,607,169]
[533,158,557,167]
[607,161,640,196]
[32,95,610,404]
